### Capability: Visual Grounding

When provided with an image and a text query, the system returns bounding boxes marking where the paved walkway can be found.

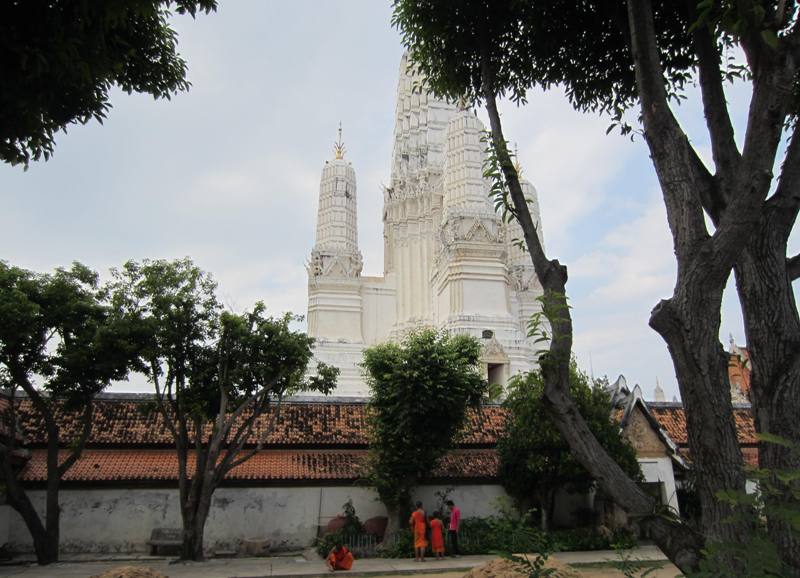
[0,545,668,578]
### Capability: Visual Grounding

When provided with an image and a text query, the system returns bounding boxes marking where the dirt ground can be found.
[84,557,682,578]
[385,556,682,578]
[89,567,168,578]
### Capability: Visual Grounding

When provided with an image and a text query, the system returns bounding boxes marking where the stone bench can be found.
[147,528,183,555]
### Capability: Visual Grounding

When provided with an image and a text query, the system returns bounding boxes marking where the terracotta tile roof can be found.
[649,405,756,445]
[18,448,498,483]
[13,399,506,449]
[729,349,751,399]
[678,447,759,469]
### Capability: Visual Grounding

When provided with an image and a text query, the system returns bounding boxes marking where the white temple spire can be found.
[308,123,362,278]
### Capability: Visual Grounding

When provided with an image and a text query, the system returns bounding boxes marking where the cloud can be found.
[574,195,676,304]
[483,89,636,253]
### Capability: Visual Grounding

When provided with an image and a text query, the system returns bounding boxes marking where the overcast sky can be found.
[1,1,795,400]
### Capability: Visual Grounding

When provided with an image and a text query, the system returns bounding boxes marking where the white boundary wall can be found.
[1,484,509,553]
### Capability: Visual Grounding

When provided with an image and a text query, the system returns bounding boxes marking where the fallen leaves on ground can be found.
[89,566,168,578]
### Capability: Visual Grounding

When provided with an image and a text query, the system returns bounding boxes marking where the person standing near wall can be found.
[445,499,460,557]
[409,501,428,562]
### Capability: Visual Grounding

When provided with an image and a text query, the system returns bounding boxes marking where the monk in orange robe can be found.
[409,501,428,562]
[430,511,445,559]
[326,544,354,571]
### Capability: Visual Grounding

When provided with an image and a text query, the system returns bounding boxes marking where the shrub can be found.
[550,527,637,552]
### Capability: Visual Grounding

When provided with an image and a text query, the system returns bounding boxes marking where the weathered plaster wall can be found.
[411,484,509,519]
[6,484,508,553]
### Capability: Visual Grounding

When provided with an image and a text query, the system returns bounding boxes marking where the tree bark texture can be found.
[625,0,796,554]
[480,58,704,572]
[734,207,800,573]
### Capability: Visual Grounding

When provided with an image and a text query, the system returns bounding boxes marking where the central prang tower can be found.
[307,54,547,396]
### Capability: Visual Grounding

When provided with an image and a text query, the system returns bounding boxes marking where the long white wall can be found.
[2,484,509,554]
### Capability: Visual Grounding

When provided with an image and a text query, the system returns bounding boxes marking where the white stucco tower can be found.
[307,128,367,395]
[307,55,547,396]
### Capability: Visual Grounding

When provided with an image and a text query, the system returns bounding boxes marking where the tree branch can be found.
[628,0,712,264]
[787,254,800,280]
[150,360,179,441]
[691,7,741,210]
[56,401,93,477]
[220,394,285,476]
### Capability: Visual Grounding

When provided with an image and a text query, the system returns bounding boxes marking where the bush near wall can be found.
[319,516,637,558]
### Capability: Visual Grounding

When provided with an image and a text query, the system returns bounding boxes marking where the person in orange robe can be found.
[429,511,445,559]
[326,544,354,571]
[409,501,428,562]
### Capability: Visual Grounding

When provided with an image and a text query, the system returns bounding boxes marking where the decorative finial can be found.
[334,122,345,160]
[514,143,523,178]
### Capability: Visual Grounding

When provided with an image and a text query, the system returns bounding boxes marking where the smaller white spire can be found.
[653,378,665,402]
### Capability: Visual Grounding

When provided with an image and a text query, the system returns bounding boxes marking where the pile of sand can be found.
[462,556,579,578]
[89,566,168,578]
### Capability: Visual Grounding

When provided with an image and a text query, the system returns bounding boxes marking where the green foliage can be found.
[378,529,415,558]
[391,1,696,130]
[689,434,799,578]
[497,362,641,527]
[392,1,798,132]
[314,499,367,557]
[610,543,660,578]
[107,258,337,423]
[551,527,636,552]
[362,329,488,513]
[1,0,217,166]
[0,260,137,406]
[341,499,365,536]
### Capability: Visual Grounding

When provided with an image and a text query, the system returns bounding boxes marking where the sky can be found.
[1,1,795,400]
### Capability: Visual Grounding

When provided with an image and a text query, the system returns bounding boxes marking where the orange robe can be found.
[410,509,428,549]
[430,518,444,553]
[327,547,354,570]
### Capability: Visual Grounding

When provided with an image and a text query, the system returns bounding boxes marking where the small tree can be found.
[1,0,217,166]
[108,258,337,560]
[0,261,137,564]
[498,363,641,531]
[361,329,488,539]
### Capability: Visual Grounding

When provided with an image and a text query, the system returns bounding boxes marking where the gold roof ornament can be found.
[514,143,523,179]
[334,122,346,160]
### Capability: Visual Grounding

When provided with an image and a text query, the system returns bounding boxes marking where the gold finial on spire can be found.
[513,143,523,178]
[334,122,345,160]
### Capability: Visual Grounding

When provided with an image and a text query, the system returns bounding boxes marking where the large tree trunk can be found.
[479,67,705,572]
[382,506,407,548]
[179,478,215,561]
[649,290,750,545]
[734,210,800,574]
[2,470,58,565]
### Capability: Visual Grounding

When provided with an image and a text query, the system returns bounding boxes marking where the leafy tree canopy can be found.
[362,329,488,513]
[498,362,641,519]
[1,0,217,166]
[392,1,797,121]
[0,261,137,405]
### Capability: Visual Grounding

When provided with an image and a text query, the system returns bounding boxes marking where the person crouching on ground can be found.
[430,511,445,559]
[409,501,428,562]
[326,544,354,571]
